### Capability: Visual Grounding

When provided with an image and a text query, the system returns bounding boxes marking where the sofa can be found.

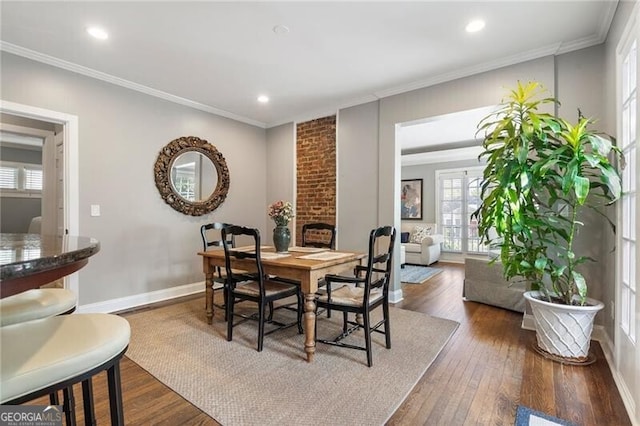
[400,222,443,266]
[463,257,526,313]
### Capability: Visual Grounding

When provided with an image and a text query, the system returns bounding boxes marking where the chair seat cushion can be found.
[317,285,383,307]
[234,280,298,297]
[0,313,130,403]
[0,289,77,327]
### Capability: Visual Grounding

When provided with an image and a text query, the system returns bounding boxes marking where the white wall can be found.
[1,52,268,306]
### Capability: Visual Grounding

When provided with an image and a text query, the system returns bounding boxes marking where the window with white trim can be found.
[437,167,487,254]
[0,161,43,196]
[620,39,637,344]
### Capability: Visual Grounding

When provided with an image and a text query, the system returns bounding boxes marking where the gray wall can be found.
[266,123,296,241]
[1,52,267,305]
[402,158,483,223]
[336,101,379,252]
[376,56,555,296]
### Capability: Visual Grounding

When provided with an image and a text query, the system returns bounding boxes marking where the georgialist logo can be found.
[0,405,63,426]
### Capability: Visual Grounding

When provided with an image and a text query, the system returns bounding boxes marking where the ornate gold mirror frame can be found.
[154,136,230,216]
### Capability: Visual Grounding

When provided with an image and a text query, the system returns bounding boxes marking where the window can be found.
[437,167,487,254]
[0,161,43,196]
[620,39,637,343]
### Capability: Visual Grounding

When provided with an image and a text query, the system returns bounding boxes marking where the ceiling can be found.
[0,1,618,132]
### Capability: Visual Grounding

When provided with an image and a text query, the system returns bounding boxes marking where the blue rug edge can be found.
[514,405,577,426]
[399,265,443,284]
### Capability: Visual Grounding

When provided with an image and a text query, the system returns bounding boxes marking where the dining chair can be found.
[315,225,396,367]
[222,225,303,352]
[302,222,336,249]
[200,222,234,318]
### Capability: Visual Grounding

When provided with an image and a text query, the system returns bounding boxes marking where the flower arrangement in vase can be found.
[268,200,294,252]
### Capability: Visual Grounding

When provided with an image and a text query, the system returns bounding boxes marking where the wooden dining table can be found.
[199,246,366,362]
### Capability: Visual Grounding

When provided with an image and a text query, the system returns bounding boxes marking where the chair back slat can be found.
[200,222,234,251]
[302,223,336,249]
[221,225,265,296]
[362,226,396,304]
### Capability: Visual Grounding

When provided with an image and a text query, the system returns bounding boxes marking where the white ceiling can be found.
[0,1,618,132]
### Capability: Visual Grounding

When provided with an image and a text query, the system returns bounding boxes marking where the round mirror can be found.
[154,136,229,216]
[170,151,218,202]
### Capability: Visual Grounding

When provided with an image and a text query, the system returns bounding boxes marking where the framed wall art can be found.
[401,179,423,220]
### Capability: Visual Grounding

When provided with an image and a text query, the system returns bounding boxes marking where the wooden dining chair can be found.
[302,222,337,317]
[222,225,303,352]
[200,222,234,318]
[315,225,396,367]
[302,222,336,249]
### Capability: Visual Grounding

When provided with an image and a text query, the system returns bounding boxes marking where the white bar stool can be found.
[0,288,80,421]
[1,313,131,425]
[0,288,77,326]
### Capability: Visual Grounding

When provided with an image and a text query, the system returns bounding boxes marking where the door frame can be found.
[0,99,79,294]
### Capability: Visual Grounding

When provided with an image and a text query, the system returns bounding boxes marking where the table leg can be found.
[205,272,214,324]
[303,293,316,362]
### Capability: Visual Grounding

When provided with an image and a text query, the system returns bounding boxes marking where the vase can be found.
[273,225,291,253]
[524,291,603,364]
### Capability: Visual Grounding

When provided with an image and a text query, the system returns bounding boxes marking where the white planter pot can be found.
[524,290,604,363]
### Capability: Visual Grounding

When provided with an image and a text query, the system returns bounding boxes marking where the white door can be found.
[55,132,65,236]
[617,8,639,424]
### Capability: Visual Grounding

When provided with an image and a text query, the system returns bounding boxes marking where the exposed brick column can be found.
[296,116,336,246]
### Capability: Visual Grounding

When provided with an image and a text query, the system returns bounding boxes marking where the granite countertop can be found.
[0,233,100,281]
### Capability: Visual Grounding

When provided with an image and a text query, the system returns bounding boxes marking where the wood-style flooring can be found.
[29,263,630,425]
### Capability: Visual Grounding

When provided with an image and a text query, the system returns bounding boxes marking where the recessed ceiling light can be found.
[465,19,485,33]
[257,95,269,103]
[273,25,290,35]
[86,26,109,40]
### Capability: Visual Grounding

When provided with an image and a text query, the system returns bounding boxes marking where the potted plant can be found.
[473,81,624,364]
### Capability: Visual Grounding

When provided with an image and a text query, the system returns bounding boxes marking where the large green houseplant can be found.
[473,81,623,362]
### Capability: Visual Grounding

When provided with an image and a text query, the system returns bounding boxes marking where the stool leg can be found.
[49,391,59,405]
[107,362,125,426]
[63,386,77,426]
[82,379,96,426]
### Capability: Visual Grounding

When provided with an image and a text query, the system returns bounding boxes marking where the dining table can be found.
[199,246,366,362]
[0,233,100,298]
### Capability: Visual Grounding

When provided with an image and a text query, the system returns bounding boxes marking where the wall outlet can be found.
[90,204,101,217]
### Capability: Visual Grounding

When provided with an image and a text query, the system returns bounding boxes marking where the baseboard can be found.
[77,281,205,313]
[521,313,536,331]
[388,288,404,304]
[521,314,638,425]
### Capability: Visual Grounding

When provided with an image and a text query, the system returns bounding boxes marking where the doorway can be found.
[0,99,79,293]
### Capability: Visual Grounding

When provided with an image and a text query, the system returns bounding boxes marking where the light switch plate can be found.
[90,204,101,217]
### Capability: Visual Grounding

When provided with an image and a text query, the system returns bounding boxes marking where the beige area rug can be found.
[123,296,459,426]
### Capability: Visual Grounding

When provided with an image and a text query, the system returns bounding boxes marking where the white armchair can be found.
[400,222,443,266]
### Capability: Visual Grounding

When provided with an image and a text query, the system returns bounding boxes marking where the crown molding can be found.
[266,93,379,128]
[0,41,267,129]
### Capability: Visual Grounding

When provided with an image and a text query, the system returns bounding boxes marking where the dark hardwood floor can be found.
[30,263,630,425]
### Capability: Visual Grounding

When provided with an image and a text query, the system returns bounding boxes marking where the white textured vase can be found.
[524,291,603,362]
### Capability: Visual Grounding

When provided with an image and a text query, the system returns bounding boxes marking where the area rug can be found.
[400,264,443,284]
[514,405,577,426]
[123,296,459,426]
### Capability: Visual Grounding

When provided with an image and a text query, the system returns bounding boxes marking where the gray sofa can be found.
[463,257,526,313]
